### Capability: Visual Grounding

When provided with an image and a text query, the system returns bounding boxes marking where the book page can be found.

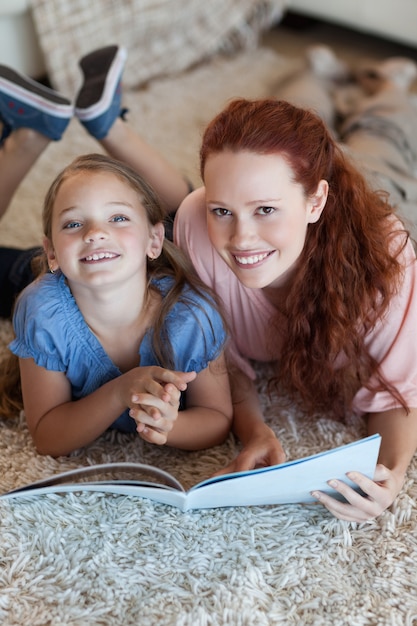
[185,434,381,510]
[6,462,185,495]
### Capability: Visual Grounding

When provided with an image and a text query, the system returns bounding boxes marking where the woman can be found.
[174,96,417,522]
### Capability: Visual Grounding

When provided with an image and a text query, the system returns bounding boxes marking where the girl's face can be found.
[205,150,328,290]
[45,170,163,291]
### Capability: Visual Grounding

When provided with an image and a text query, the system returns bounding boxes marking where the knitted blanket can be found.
[29,0,287,94]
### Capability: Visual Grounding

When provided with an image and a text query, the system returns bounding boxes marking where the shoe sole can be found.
[0,65,73,118]
[75,46,127,121]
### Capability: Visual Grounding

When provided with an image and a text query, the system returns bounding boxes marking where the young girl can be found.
[174,97,417,522]
[2,153,232,457]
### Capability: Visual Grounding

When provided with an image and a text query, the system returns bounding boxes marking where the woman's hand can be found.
[315,407,417,521]
[215,423,286,476]
[219,366,286,475]
[127,367,196,445]
[311,464,405,522]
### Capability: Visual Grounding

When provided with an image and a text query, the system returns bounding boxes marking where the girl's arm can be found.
[19,357,195,457]
[214,367,286,474]
[312,406,417,521]
[133,354,233,450]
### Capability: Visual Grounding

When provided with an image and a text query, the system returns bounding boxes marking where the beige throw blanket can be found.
[29,0,287,94]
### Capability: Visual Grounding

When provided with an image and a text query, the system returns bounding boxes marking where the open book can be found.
[0,434,381,512]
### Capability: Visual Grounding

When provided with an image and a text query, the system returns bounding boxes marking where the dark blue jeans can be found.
[0,246,42,318]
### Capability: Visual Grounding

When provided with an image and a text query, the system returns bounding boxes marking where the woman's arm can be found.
[214,366,286,474]
[312,406,417,521]
[20,357,195,457]
[133,354,233,450]
[369,407,417,477]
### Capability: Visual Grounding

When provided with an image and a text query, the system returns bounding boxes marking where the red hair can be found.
[200,98,409,416]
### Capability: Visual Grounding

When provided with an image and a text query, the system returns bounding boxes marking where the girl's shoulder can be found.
[13,272,71,322]
[152,275,219,316]
[10,272,103,374]
[11,272,86,368]
[150,275,226,365]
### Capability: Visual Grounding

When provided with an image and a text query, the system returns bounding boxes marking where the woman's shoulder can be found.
[177,186,206,212]
[174,187,206,238]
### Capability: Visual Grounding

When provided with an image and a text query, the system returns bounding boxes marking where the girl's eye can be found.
[211,207,232,217]
[63,221,82,229]
[111,215,128,222]
[257,206,275,215]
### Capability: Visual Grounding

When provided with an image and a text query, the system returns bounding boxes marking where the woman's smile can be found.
[231,250,275,267]
[205,150,326,290]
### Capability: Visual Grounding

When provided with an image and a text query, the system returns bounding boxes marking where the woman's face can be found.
[205,150,327,290]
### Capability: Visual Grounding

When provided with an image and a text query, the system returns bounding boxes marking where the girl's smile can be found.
[82,251,120,263]
[204,150,327,290]
[45,170,163,294]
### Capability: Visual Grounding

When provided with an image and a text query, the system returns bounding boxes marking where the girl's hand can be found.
[127,367,196,445]
[130,382,182,444]
[311,464,405,522]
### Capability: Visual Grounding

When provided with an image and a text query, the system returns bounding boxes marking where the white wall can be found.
[0,0,46,77]
[288,0,417,48]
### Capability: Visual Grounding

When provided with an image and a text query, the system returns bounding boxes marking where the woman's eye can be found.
[257,206,275,215]
[212,207,232,217]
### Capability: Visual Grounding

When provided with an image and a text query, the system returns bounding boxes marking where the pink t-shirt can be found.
[174,187,417,415]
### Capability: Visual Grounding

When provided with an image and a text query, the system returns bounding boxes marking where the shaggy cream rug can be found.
[1,47,417,626]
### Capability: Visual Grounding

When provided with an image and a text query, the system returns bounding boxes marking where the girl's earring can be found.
[49,265,55,274]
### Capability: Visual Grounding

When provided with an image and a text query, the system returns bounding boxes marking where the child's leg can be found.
[74,46,190,214]
[0,64,73,219]
[100,120,190,213]
[0,128,49,219]
[0,65,72,314]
